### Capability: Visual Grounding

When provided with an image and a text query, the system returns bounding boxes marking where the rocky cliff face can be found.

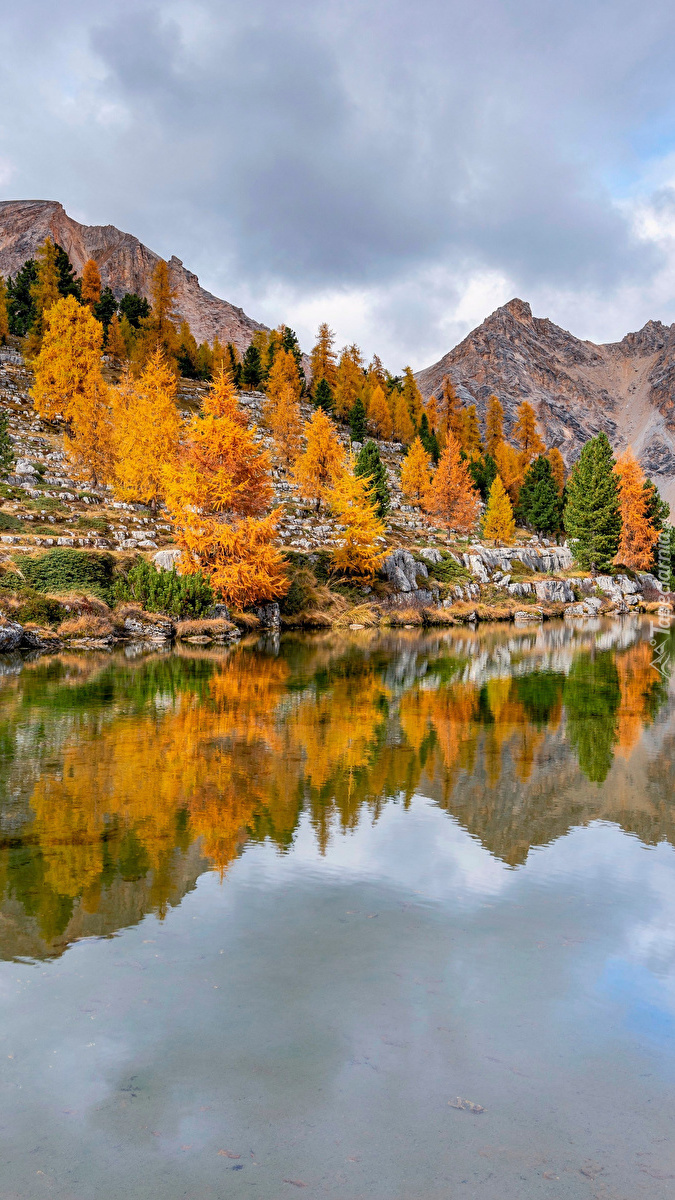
[0,199,267,352]
[415,298,675,505]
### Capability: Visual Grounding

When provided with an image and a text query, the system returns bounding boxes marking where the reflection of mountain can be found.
[0,620,672,958]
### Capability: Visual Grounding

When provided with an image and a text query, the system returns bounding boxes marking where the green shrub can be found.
[0,512,22,532]
[280,566,319,615]
[426,554,471,583]
[20,549,115,600]
[16,591,67,626]
[113,559,213,618]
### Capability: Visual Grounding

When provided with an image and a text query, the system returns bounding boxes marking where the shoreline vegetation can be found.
[0,239,674,652]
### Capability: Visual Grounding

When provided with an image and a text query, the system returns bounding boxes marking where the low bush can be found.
[15,591,67,626]
[280,565,320,616]
[0,512,22,532]
[112,559,213,617]
[425,554,471,584]
[20,549,116,600]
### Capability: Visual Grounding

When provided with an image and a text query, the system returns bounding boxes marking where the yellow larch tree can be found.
[265,346,303,404]
[460,404,483,459]
[401,436,432,505]
[614,447,660,570]
[367,383,393,440]
[425,393,440,432]
[328,465,386,580]
[310,322,338,394]
[401,366,424,428]
[164,370,287,606]
[440,376,463,444]
[0,275,9,343]
[547,446,565,494]
[482,474,516,544]
[494,440,525,505]
[514,401,545,463]
[267,382,303,466]
[393,391,415,443]
[26,237,61,356]
[425,432,481,533]
[293,408,345,512]
[112,349,181,511]
[31,295,105,422]
[334,344,364,419]
[485,394,504,456]
[80,259,101,308]
[65,371,114,487]
[105,313,128,362]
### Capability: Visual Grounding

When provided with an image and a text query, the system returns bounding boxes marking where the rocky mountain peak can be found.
[0,199,267,352]
[415,302,675,507]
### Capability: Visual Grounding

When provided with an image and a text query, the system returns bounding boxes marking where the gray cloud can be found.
[2,0,675,362]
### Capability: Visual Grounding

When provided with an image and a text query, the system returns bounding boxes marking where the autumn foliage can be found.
[293,408,346,512]
[482,474,516,544]
[328,465,386,580]
[401,436,432,504]
[613,447,660,570]
[425,432,480,532]
[112,350,181,509]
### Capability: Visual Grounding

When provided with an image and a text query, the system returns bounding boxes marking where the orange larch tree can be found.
[112,349,181,511]
[310,322,338,395]
[485,394,504,456]
[334,344,364,419]
[293,408,345,512]
[267,382,304,466]
[328,466,386,580]
[401,366,423,428]
[26,237,61,356]
[441,376,463,444]
[425,432,481,533]
[105,313,128,362]
[614,447,660,570]
[514,401,545,463]
[80,259,101,308]
[494,440,525,505]
[265,346,303,404]
[393,391,415,443]
[401,436,432,505]
[164,370,287,606]
[367,383,393,440]
[460,404,483,459]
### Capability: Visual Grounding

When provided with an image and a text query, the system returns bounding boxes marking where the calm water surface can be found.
[1,618,674,1199]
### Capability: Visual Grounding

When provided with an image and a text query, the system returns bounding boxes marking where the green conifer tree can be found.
[0,412,13,477]
[418,412,440,463]
[226,343,242,386]
[349,395,367,443]
[6,260,38,336]
[54,244,81,300]
[241,343,262,388]
[355,440,390,519]
[517,454,563,533]
[94,286,118,332]
[563,433,621,570]
[119,293,151,328]
[314,377,334,413]
[469,453,497,500]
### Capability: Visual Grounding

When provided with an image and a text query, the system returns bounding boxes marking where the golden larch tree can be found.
[26,237,61,356]
[267,382,304,466]
[112,349,181,511]
[80,259,101,308]
[328,466,386,580]
[367,383,393,440]
[334,344,364,419]
[460,404,483,459]
[402,366,423,428]
[310,322,338,393]
[31,295,105,422]
[265,346,302,403]
[425,432,481,533]
[482,474,516,545]
[164,370,287,606]
[494,440,525,505]
[65,371,114,487]
[485,394,504,456]
[105,313,128,362]
[393,391,415,443]
[0,276,9,343]
[441,376,463,444]
[401,436,432,505]
[613,447,660,570]
[514,401,545,462]
[425,393,440,432]
[547,446,565,494]
[293,408,345,512]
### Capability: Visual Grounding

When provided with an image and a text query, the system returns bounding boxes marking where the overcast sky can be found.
[3,0,675,369]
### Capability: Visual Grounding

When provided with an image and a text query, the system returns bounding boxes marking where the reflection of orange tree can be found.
[615,640,664,760]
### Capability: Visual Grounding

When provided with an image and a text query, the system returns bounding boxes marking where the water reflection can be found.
[0,618,673,959]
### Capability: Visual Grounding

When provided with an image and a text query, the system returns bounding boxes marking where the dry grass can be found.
[50,591,110,616]
[57,614,114,639]
[175,618,236,639]
[643,600,674,614]
[332,602,379,628]
[230,610,261,631]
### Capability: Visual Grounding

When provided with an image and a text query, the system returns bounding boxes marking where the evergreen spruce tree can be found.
[241,343,262,388]
[7,260,38,336]
[314,377,334,413]
[0,412,14,477]
[563,433,620,570]
[643,478,671,571]
[54,244,81,300]
[355,440,390,518]
[418,412,440,463]
[517,454,562,533]
[119,293,151,328]
[469,453,497,500]
[0,276,9,344]
[281,325,306,390]
[349,395,367,442]
[94,287,118,332]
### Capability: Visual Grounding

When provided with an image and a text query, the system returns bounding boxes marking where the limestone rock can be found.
[534,578,575,603]
[153,548,183,572]
[382,548,428,593]
[0,620,24,651]
[123,615,174,640]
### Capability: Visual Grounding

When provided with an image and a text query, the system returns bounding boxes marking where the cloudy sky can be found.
[3,0,675,369]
